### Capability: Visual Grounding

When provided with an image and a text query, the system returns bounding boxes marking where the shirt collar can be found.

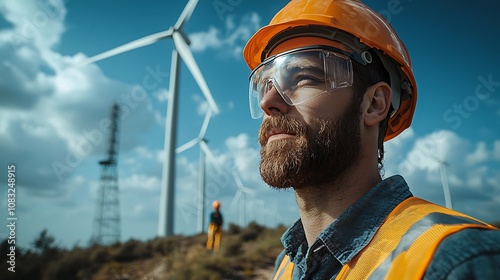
[281,175,412,265]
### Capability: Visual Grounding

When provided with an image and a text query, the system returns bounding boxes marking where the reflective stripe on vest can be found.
[273,254,294,280]
[273,197,497,280]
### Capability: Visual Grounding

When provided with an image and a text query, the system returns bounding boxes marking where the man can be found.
[206,200,223,253]
[242,0,500,279]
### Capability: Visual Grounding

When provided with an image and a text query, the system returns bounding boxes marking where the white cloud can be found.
[225,133,261,186]
[134,146,155,159]
[154,88,169,102]
[156,149,165,163]
[121,174,160,192]
[494,140,500,160]
[386,127,415,148]
[189,27,222,52]
[0,0,66,50]
[191,94,210,116]
[466,142,488,166]
[397,130,466,175]
[465,165,489,189]
[384,127,415,175]
[189,12,261,58]
[383,129,500,223]
[0,0,159,198]
[20,117,54,139]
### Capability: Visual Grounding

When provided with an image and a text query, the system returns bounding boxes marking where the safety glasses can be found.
[248,46,356,119]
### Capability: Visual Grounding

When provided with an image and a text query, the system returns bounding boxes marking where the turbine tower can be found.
[425,152,453,209]
[81,0,219,237]
[93,103,121,245]
[438,160,453,209]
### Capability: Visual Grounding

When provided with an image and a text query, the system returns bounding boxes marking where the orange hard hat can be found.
[212,200,221,209]
[243,0,417,141]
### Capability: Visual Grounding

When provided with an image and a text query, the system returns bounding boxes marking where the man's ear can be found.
[364,82,392,127]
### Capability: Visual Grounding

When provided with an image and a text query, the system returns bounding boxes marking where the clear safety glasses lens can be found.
[249,47,353,119]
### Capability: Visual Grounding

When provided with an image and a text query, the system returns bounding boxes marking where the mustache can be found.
[258,115,307,146]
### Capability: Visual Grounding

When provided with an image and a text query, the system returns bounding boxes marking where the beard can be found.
[258,98,361,189]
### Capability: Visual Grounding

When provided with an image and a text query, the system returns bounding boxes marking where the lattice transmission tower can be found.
[93,103,121,245]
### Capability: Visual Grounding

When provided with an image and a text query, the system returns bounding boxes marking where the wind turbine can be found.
[231,170,255,227]
[425,152,453,209]
[176,108,221,233]
[80,0,220,237]
[437,160,453,209]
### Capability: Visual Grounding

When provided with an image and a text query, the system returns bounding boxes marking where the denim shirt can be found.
[277,175,500,279]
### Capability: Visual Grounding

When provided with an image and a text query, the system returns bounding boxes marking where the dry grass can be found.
[0,223,286,280]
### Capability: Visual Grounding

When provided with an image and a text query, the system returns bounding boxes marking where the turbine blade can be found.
[198,108,213,139]
[199,141,221,172]
[80,29,173,66]
[175,0,199,30]
[240,185,255,195]
[231,191,242,209]
[172,32,220,114]
[232,170,255,195]
[442,161,457,174]
[422,150,444,165]
[232,170,244,188]
[176,138,200,154]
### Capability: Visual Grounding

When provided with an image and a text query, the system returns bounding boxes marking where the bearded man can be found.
[243,0,500,279]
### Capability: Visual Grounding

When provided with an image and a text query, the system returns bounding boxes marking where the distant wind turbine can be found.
[80,0,219,237]
[176,108,221,233]
[425,152,453,209]
[231,170,255,227]
[438,160,453,209]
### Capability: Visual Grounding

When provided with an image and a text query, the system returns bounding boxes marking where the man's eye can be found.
[294,75,324,86]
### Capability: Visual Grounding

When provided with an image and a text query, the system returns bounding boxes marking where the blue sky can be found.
[0,0,499,249]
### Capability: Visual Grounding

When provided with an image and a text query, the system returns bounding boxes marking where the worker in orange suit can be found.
[206,200,223,253]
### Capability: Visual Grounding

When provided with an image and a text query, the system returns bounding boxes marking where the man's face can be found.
[258,93,362,189]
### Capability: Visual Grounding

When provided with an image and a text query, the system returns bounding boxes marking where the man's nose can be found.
[260,80,290,117]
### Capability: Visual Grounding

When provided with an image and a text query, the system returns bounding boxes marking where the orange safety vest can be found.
[273,197,497,280]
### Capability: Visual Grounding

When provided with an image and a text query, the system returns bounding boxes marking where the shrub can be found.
[42,248,93,280]
[0,224,288,279]
[114,239,152,262]
[227,223,241,235]
[89,245,110,264]
[221,236,242,257]
[240,222,264,242]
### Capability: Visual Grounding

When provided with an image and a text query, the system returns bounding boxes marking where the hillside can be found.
[4,221,499,279]
[0,222,285,280]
